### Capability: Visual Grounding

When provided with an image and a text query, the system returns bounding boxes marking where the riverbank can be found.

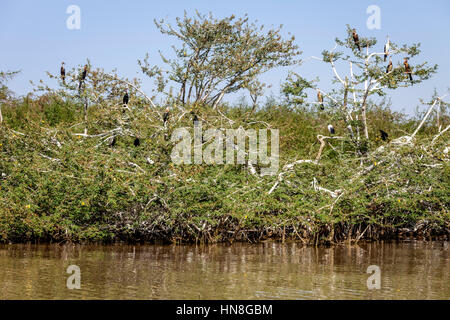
[0,98,449,244]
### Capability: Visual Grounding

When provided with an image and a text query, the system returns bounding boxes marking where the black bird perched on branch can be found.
[379,130,389,141]
[163,107,170,124]
[133,137,140,147]
[190,107,199,123]
[328,124,335,135]
[60,62,66,85]
[403,58,413,83]
[352,29,361,52]
[79,65,88,91]
[123,91,129,105]
[386,58,393,74]
[317,89,324,110]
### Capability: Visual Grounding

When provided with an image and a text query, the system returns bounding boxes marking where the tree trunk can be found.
[361,104,369,139]
[361,92,370,139]
[212,90,227,109]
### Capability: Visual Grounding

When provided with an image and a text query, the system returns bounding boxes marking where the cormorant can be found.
[328,124,335,135]
[384,36,390,62]
[133,137,140,147]
[190,108,199,123]
[110,136,116,147]
[79,65,88,91]
[123,91,129,105]
[163,107,170,124]
[352,29,361,52]
[60,62,66,85]
[317,89,324,110]
[403,58,413,83]
[386,58,393,74]
[379,130,389,141]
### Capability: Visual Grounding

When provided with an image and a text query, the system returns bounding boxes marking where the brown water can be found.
[0,241,448,300]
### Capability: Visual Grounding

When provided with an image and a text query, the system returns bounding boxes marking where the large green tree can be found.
[139,11,302,108]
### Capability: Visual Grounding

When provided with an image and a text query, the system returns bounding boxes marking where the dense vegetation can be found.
[0,94,448,244]
[0,13,448,244]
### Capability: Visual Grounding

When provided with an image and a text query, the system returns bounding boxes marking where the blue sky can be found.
[1,0,449,114]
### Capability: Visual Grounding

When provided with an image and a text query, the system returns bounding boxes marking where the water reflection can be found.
[0,241,448,299]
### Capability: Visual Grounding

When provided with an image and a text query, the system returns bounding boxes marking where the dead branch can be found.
[312,177,342,198]
[267,159,318,195]
[315,135,345,162]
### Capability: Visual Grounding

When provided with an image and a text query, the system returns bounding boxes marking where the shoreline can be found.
[2,223,448,245]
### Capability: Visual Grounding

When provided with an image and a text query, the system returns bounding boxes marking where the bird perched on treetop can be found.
[386,58,393,74]
[79,65,88,91]
[163,107,170,124]
[384,36,390,62]
[60,62,66,85]
[317,89,324,110]
[379,130,389,141]
[403,58,413,83]
[328,124,335,135]
[123,91,129,105]
[133,137,140,147]
[352,29,361,52]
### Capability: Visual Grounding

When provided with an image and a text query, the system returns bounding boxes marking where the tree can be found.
[139,11,301,108]
[34,60,159,140]
[282,25,438,140]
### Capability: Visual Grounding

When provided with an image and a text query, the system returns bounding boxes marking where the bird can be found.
[133,137,140,147]
[379,130,389,141]
[123,91,129,105]
[317,89,324,110]
[60,62,66,85]
[386,58,393,74]
[328,124,335,135]
[110,136,116,147]
[403,58,413,83]
[352,29,361,52]
[384,36,390,62]
[163,107,170,124]
[380,130,388,141]
[79,65,88,91]
[191,109,199,124]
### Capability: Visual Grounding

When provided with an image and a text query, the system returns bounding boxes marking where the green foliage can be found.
[0,94,448,244]
[139,11,301,107]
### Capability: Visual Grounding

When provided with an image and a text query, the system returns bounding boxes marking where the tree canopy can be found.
[139,11,301,108]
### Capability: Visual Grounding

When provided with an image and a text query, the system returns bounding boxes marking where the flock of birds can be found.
[317,29,417,141]
[351,29,413,81]
[59,30,397,147]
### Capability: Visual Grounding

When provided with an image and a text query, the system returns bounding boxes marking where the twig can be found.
[431,125,450,145]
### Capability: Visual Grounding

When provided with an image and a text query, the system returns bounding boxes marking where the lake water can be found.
[0,241,448,299]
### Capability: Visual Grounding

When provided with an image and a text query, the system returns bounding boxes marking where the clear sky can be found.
[1,0,449,114]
